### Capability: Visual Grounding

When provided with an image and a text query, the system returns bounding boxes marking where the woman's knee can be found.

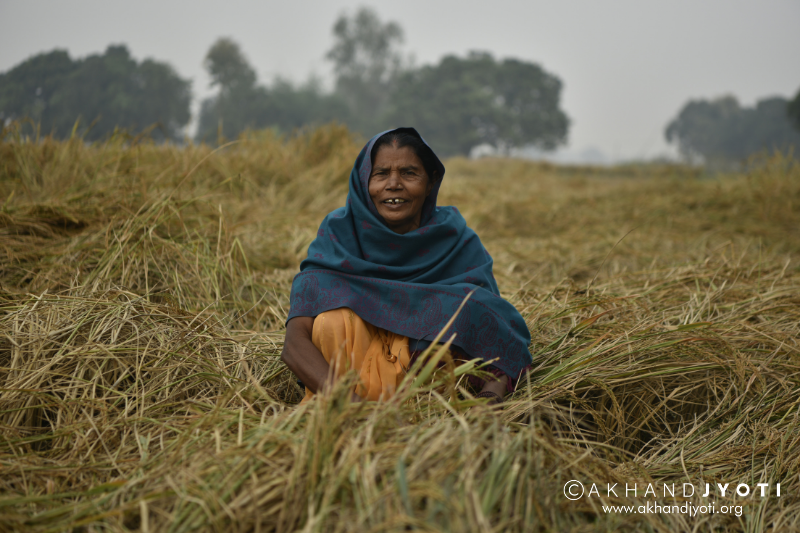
[313,307,353,330]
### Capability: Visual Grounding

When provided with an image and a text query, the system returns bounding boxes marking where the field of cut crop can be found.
[1,124,799,532]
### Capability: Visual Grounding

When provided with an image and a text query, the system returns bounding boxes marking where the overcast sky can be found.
[1,0,798,161]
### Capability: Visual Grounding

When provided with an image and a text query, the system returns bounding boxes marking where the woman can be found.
[281,127,531,404]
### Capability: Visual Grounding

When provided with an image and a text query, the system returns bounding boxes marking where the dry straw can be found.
[1,123,799,531]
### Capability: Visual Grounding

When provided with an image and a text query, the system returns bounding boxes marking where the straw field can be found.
[1,123,799,532]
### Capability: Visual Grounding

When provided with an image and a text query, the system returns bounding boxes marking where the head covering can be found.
[287,127,532,379]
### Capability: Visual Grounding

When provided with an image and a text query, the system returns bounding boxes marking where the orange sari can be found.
[301,307,411,402]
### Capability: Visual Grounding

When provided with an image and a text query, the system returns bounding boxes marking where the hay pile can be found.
[1,124,799,531]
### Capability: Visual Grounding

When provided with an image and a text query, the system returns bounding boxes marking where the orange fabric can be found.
[302,307,411,402]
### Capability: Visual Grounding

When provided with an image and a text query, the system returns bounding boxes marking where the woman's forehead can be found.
[372,144,424,168]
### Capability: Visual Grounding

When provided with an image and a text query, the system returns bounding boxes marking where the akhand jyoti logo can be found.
[564,480,782,501]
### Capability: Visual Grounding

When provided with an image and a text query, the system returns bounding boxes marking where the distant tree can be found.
[665,95,800,164]
[0,50,76,130]
[204,37,257,95]
[747,97,800,154]
[196,39,350,142]
[788,87,800,132]
[0,45,191,141]
[195,38,260,142]
[326,7,407,134]
[133,59,193,140]
[665,96,742,164]
[259,77,351,132]
[55,46,191,141]
[383,52,570,157]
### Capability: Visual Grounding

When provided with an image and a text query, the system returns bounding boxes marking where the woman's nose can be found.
[386,173,402,188]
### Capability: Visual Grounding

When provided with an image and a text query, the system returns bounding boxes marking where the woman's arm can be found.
[280,316,332,394]
[281,316,363,401]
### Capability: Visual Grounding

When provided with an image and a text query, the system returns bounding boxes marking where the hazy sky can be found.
[1,0,798,161]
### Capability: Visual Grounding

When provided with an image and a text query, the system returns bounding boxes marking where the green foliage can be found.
[384,52,569,157]
[0,11,571,154]
[0,50,76,129]
[195,39,351,142]
[788,87,800,131]
[203,37,257,94]
[195,77,351,143]
[665,94,800,165]
[324,11,569,155]
[0,45,191,141]
[262,78,351,132]
[198,14,569,156]
[197,8,406,143]
[326,6,407,134]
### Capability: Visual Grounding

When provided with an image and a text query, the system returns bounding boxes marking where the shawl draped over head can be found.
[287,127,532,379]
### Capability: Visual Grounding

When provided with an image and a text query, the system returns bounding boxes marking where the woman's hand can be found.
[477,373,508,405]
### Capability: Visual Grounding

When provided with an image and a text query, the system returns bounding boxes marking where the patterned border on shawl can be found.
[289,269,532,378]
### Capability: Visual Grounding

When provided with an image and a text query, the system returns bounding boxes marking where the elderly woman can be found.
[281,128,531,404]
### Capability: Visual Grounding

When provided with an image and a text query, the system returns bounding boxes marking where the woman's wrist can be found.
[478,372,508,403]
[476,390,503,404]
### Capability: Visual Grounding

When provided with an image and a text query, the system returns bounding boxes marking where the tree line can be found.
[188,7,571,158]
[0,8,569,158]
[1,7,798,162]
[0,45,190,142]
[666,94,800,166]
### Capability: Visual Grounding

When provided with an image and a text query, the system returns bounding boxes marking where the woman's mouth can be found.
[383,198,408,205]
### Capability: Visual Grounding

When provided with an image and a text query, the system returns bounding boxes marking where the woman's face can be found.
[368,143,433,234]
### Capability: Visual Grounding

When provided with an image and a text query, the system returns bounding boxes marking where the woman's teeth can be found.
[384,199,407,204]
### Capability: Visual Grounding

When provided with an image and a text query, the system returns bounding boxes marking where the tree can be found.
[383,52,569,157]
[195,38,259,142]
[195,39,351,142]
[788,87,800,132]
[203,37,257,96]
[326,7,407,134]
[258,77,351,132]
[133,58,194,140]
[665,95,800,165]
[0,45,191,141]
[0,50,76,130]
[747,97,800,155]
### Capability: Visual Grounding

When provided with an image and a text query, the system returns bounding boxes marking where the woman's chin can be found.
[383,219,416,234]
[378,210,413,228]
